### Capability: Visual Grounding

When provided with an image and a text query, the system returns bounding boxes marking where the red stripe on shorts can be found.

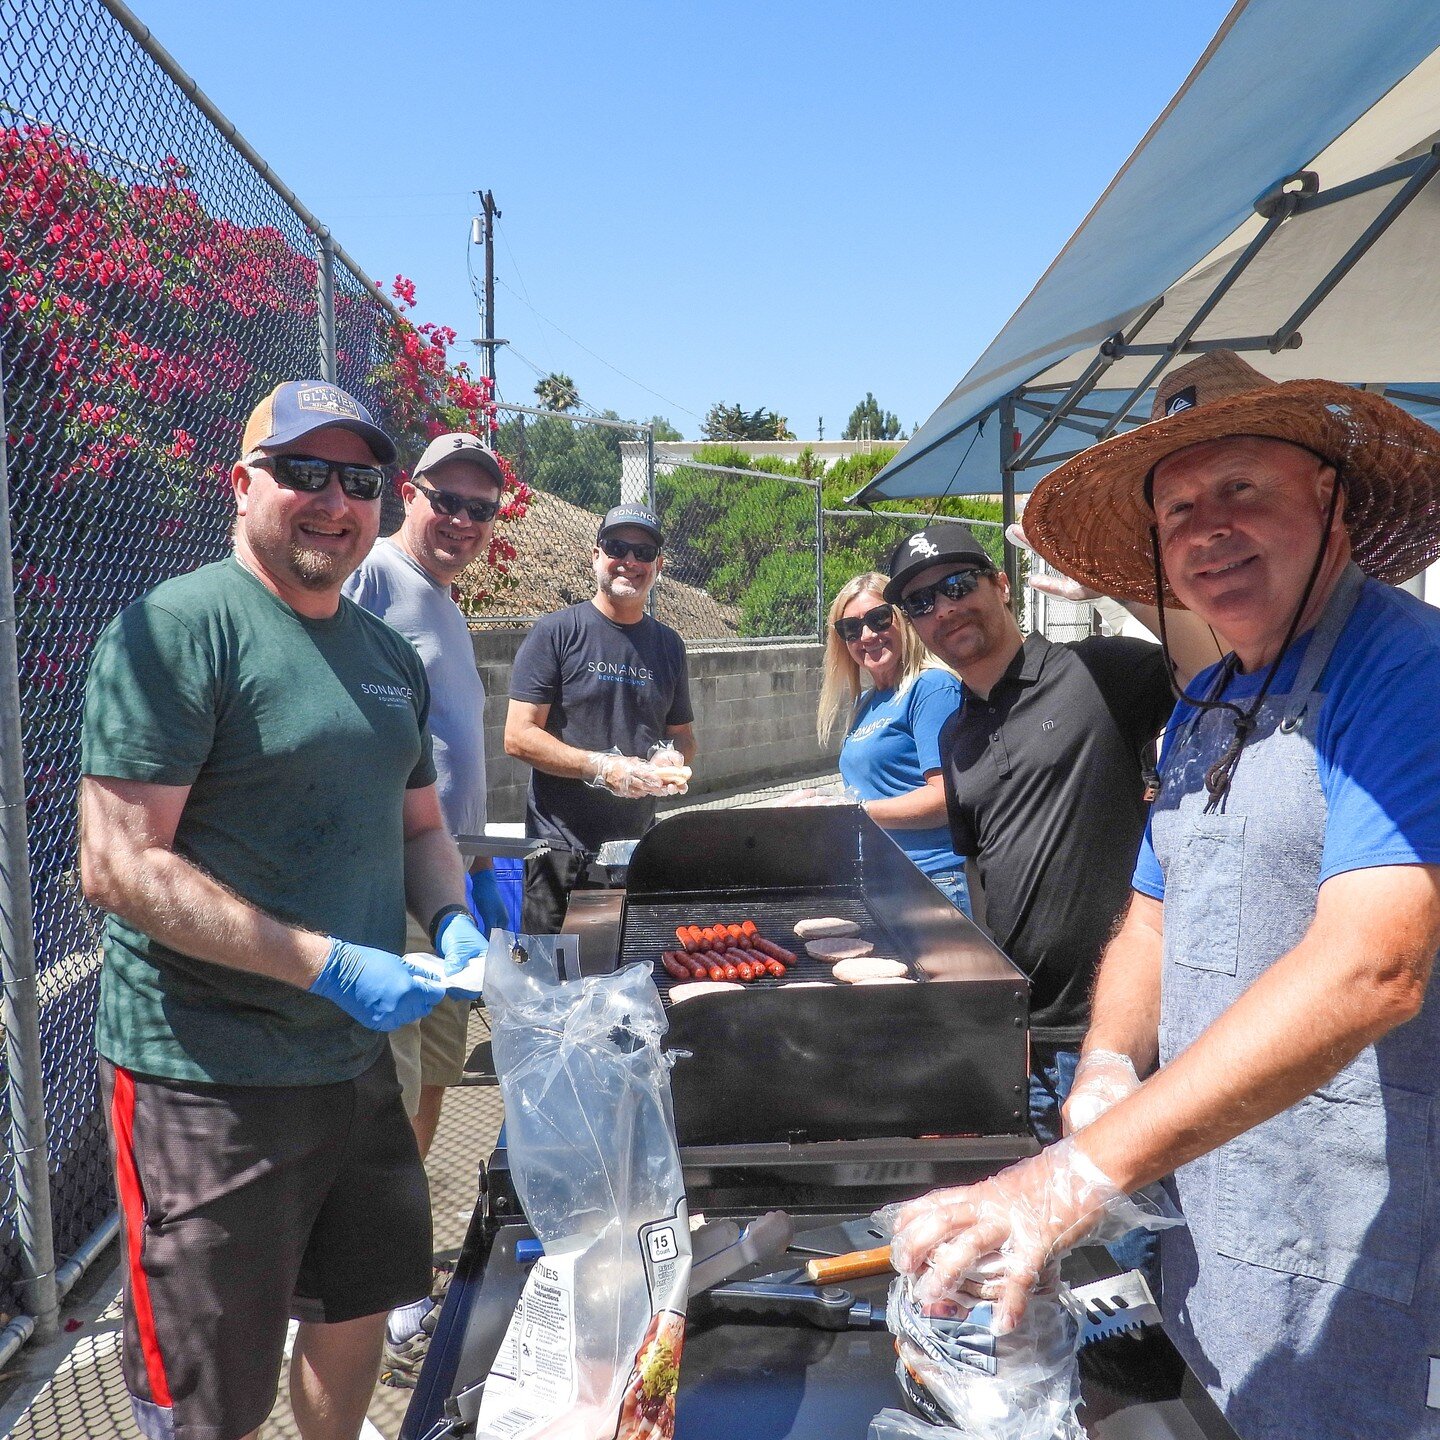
[110,1066,173,1409]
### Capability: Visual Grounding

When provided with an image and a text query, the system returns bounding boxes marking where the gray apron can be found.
[1151,563,1440,1440]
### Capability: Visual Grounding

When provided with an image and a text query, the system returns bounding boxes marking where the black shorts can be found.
[100,1049,431,1440]
[522,847,605,933]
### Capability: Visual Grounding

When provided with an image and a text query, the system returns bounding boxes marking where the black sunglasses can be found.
[599,537,660,563]
[254,454,386,502]
[412,479,500,524]
[834,603,895,642]
[899,568,991,619]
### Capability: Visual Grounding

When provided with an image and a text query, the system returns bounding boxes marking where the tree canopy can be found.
[842,392,902,441]
[701,402,795,442]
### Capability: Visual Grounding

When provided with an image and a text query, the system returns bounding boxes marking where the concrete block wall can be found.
[472,630,839,825]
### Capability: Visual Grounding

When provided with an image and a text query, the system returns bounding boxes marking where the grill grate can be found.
[618,888,917,997]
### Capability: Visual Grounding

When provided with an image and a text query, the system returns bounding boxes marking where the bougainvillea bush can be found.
[0,122,529,938]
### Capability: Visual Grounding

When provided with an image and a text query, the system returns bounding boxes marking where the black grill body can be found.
[618,807,1030,1146]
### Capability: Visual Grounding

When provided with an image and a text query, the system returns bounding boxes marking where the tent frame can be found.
[861,143,1440,599]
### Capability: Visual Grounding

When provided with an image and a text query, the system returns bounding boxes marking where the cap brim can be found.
[883,550,993,604]
[1023,379,1440,605]
[259,416,397,467]
[415,446,505,488]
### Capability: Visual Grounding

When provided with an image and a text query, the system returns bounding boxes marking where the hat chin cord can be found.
[1148,475,1344,813]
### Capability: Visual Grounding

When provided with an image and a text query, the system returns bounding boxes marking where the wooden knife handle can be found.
[804,1245,893,1285]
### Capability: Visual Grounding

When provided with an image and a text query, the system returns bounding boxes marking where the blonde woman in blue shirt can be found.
[815,571,969,913]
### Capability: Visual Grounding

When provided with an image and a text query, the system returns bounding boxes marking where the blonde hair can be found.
[817,572,932,746]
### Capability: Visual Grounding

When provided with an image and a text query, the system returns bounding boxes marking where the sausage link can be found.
[740,919,760,938]
[702,957,728,982]
[762,958,787,979]
[660,951,692,981]
[675,927,697,953]
[751,936,796,966]
[725,923,751,948]
[733,957,754,982]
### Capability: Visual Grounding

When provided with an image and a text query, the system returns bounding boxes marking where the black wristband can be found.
[427,904,469,950]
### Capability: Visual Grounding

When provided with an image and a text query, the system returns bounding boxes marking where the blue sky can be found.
[131,0,1233,438]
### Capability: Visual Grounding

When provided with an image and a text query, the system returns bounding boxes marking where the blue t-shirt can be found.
[840,668,966,877]
[1134,578,1440,899]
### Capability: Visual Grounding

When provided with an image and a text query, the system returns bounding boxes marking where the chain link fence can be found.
[0,0,406,1345]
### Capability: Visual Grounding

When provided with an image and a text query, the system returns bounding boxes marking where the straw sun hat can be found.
[1021,349,1440,606]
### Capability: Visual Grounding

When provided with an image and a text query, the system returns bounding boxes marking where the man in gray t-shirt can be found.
[345,432,510,1153]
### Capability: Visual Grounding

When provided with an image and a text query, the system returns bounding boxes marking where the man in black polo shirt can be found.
[885,523,1191,1142]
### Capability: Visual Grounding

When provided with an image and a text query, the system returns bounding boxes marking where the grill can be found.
[616,806,1031,1147]
[401,804,1242,1440]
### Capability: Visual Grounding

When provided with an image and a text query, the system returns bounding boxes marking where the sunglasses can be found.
[834,603,895,643]
[254,454,386,502]
[599,537,660,563]
[899,568,991,619]
[413,479,500,524]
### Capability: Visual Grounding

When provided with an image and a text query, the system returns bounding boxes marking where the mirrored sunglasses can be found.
[413,479,500,523]
[834,603,896,642]
[899,568,990,619]
[257,454,386,502]
[599,537,660,563]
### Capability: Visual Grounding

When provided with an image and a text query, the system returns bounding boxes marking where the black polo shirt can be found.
[940,632,1173,1043]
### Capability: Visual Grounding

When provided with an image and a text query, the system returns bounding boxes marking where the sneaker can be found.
[379,1262,453,1390]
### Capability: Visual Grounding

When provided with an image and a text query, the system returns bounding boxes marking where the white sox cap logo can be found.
[908,535,939,557]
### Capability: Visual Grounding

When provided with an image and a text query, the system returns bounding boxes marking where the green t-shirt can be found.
[81,557,436,1085]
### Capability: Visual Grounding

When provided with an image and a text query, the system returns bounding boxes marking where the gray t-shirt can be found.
[345,539,488,835]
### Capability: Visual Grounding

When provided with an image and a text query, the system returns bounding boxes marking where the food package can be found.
[478,931,691,1440]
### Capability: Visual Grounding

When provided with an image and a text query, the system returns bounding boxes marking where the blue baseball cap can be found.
[597,503,663,544]
[241,380,397,466]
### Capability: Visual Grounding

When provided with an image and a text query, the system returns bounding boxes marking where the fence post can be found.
[317,235,338,383]
[0,360,60,1345]
[999,395,1020,615]
[813,479,825,643]
[645,424,657,618]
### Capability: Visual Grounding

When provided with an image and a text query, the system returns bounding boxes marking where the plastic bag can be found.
[870,1181,1181,1440]
[477,931,691,1440]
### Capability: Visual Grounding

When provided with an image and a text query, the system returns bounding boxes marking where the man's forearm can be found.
[506,722,606,782]
[88,845,329,987]
[1078,873,1436,1194]
[404,825,468,940]
[1082,895,1164,1075]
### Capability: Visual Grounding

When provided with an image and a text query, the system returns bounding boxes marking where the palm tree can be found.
[534,373,580,413]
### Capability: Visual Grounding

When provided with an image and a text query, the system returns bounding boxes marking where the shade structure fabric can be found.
[856,0,1440,503]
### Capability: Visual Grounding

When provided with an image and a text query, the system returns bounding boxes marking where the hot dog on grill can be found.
[660,951,692,981]
[750,936,796,966]
[734,956,754,982]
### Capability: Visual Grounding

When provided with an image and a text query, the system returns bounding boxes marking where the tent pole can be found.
[1000,395,1019,614]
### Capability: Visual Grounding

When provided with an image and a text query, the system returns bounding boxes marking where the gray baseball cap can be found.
[413,432,506,488]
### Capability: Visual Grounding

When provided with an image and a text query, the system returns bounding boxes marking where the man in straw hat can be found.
[888,350,1440,1438]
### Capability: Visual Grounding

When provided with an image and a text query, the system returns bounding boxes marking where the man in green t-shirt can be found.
[79,381,487,1440]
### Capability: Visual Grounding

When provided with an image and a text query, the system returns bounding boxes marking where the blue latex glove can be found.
[469,867,510,937]
[309,938,445,1032]
[436,910,487,1000]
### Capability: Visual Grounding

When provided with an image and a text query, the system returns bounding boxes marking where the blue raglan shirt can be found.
[1134,578,1440,899]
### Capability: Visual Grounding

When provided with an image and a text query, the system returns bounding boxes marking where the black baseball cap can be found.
[597,504,663,544]
[883,523,995,603]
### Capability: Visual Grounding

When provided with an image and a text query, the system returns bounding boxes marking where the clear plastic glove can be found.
[1062,1050,1141,1134]
[469,866,511,938]
[308,937,446,1032]
[772,784,861,808]
[435,911,487,1000]
[586,749,671,798]
[1006,521,1102,603]
[890,1138,1176,1332]
[646,740,692,795]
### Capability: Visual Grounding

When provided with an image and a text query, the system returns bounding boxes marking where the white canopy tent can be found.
[854,0,1440,593]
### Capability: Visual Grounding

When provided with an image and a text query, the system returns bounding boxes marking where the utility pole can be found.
[471,190,507,386]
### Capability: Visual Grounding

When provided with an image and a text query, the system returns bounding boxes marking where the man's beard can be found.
[288,539,357,589]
